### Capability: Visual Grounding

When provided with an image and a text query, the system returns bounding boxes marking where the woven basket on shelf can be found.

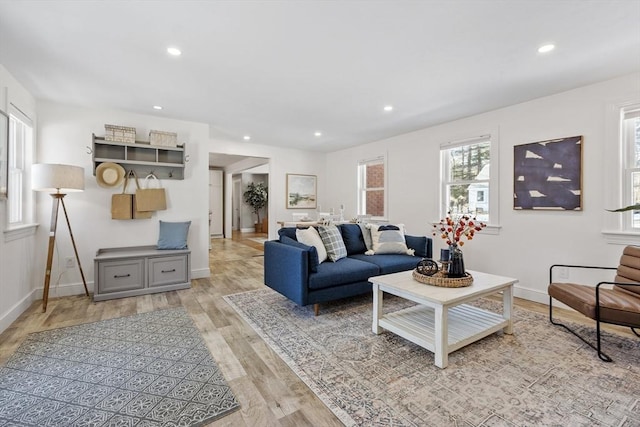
[412,269,473,288]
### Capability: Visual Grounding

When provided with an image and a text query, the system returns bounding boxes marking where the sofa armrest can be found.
[405,235,433,259]
[264,240,310,306]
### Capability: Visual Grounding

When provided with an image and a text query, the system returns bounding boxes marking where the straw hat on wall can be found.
[96,162,126,188]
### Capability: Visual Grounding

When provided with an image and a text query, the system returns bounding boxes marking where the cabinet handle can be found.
[114,274,131,278]
[161,269,176,273]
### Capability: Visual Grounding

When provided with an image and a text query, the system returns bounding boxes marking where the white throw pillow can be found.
[366,223,415,256]
[296,227,328,263]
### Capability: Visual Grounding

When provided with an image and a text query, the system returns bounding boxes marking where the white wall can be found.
[35,101,212,298]
[20,100,326,310]
[0,64,39,333]
[325,72,640,304]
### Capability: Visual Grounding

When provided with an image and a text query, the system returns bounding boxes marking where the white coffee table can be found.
[371,269,518,368]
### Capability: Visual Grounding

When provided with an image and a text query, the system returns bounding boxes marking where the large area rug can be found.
[225,289,640,427]
[0,308,239,427]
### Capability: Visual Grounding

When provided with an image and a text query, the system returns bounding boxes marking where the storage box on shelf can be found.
[149,130,178,147]
[94,245,191,301]
[92,133,186,180]
[104,124,136,143]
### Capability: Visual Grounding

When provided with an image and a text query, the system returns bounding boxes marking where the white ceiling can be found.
[1,1,639,153]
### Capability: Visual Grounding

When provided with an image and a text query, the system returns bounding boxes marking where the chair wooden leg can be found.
[548,296,612,362]
[314,304,319,316]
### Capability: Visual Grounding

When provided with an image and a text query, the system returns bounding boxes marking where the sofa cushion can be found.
[278,227,301,241]
[405,235,429,258]
[368,224,414,255]
[308,257,380,290]
[296,226,328,263]
[350,253,420,275]
[358,223,374,251]
[318,225,348,262]
[280,236,320,273]
[340,223,367,255]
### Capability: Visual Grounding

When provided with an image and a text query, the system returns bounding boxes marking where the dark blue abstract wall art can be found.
[513,136,582,210]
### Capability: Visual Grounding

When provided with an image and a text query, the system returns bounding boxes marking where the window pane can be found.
[633,117,640,167]
[358,158,385,217]
[446,184,490,221]
[366,162,384,188]
[633,171,640,228]
[447,142,490,181]
[365,189,384,217]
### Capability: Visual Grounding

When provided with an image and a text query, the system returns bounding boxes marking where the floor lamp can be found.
[32,163,89,312]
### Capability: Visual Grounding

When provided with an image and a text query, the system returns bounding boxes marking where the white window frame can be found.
[622,107,640,230]
[4,105,36,241]
[602,99,640,244]
[439,134,500,233]
[357,155,387,219]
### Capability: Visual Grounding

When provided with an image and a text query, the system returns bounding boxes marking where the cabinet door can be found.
[149,255,188,287]
[98,259,145,294]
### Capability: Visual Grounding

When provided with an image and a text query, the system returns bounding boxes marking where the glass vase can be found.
[448,245,466,278]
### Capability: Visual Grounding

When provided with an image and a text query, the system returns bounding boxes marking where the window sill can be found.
[482,224,501,235]
[4,223,39,242]
[602,230,640,245]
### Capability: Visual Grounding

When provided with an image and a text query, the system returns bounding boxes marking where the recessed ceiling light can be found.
[314,131,322,137]
[167,47,182,56]
[538,44,555,53]
[243,135,251,141]
[153,105,163,110]
[384,105,394,112]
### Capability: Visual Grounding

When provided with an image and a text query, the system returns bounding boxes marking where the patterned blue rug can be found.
[0,308,239,426]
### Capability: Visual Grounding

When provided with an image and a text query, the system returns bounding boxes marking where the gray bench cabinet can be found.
[94,245,191,301]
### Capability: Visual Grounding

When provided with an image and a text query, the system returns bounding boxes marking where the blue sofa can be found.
[264,223,432,314]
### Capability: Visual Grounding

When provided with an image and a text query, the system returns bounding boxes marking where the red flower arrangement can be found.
[433,212,486,247]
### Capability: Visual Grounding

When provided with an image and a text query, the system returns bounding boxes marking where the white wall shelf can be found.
[92,133,186,180]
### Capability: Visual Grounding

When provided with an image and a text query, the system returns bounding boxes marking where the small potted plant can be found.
[243,182,268,232]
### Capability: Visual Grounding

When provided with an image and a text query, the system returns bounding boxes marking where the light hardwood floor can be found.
[0,233,635,426]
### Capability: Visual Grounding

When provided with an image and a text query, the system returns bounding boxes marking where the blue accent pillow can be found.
[339,224,367,255]
[405,235,428,258]
[278,227,301,241]
[280,235,319,272]
[157,220,191,250]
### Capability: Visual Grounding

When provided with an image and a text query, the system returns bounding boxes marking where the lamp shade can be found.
[32,163,84,193]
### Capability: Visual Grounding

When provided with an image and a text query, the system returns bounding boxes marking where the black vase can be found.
[448,245,466,278]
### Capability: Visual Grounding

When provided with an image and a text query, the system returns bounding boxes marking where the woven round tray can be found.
[412,269,473,288]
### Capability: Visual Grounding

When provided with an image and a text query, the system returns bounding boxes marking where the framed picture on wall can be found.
[513,135,583,210]
[286,174,317,209]
[0,110,8,200]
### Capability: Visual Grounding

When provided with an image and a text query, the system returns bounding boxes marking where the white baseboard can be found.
[191,268,210,279]
[513,284,548,305]
[39,281,96,298]
[0,289,38,334]
[240,227,256,233]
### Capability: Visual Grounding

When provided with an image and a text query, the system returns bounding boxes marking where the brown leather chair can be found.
[548,245,640,362]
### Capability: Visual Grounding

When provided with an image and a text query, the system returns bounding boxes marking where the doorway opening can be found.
[208,153,269,241]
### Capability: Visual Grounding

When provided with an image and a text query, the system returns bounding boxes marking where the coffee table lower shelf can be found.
[378,304,508,356]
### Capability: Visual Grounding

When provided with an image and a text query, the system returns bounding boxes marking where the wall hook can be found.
[185,155,190,163]
[168,170,173,178]
[86,146,93,154]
